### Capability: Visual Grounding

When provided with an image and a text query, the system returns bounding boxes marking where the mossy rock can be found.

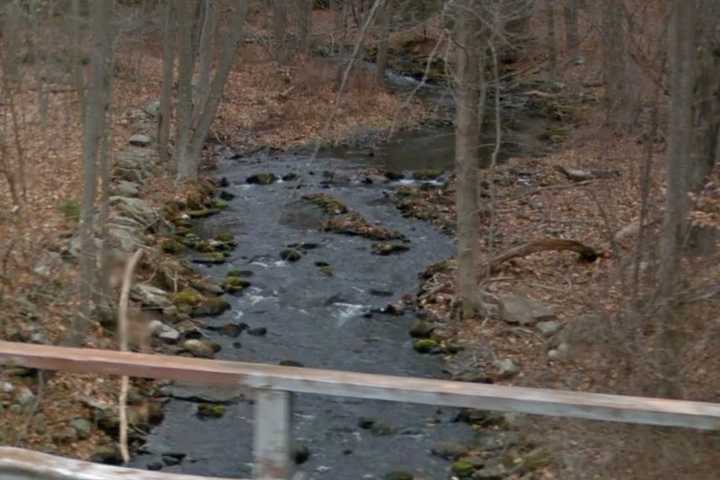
[214,232,234,243]
[197,403,226,419]
[191,297,231,317]
[280,248,302,262]
[223,277,251,293]
[210,199,228,210]
[247,173,278,185]
[160,238,185,255]
[412,169,443,180]
[412,338,439,353]
[372,242,410,256]
[192,253,227,265]
[301,193,349,215]
[517,447,552,471]
[318,266,334,277]
[451,460,475,478]
[227,269,253,278]
[187,208,221,219]
[172,289,203,307]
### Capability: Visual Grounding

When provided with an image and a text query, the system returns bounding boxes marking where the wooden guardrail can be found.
[0,341,719,479]
[0,447,242,480]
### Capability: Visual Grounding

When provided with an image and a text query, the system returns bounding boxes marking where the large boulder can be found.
[498,294,555,326]
[110,196,160,229]
[131,284,171,309]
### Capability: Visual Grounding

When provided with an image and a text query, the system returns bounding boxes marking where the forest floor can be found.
[397,20,720,480]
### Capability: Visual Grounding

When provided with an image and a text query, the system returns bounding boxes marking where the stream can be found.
[131,145,475,479]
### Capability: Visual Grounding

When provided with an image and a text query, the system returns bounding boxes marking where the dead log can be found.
[555,165,621,182]
[479,239,600,279]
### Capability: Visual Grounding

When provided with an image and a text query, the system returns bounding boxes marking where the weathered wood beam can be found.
[0,447,241,480]
[0,342,719,430]
[254,390,293,479]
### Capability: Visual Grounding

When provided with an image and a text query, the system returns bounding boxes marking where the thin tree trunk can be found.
[74,0,113,345]
[271,0,290,63]
[544,0,557,81]
[453,0,483,319]
[177,1,249,181]
[158,0,176,165]
[563,0,579,61]
[375,0,392,85]
[297,0,313,54]
[603,0,627,128]
[196,0,216,111]
[175,0,198,180]
[655,0,698,397]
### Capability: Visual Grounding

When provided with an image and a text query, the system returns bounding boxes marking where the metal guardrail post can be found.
[254,389,293,480]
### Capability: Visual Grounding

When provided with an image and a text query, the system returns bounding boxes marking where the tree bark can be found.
[176,1,249,181]
[158,0,176,165]
[74,0,113,345]
[563,0,579,61]
[544,0,557,81]
[375,0,392,85]
[297,0,313,54]
[602,0,628,128]
[453,0,484,319]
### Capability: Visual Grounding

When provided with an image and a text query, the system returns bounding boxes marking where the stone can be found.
[149,321,181,343]
[162,383,245,403]
[536,320,562,337]
[219,190,236,201]
[182,339,220,359]
[372,242,410,256]
[53,427,78,444]
[223,276,251,293]
[280,248,302,262]
[247,173,278,185]
[112,180,141,198]
[451,459,476,478]
[412,338,439,354]
[498,294,555,326]
[476,431,520,451]
[472,464,507,479]
[15,386,35,406]
[143,100,161,117]
[131,284,172,309]
[70,417,93,440]
[0,381,14,393]
[91,444,123,465]
[110,196,160,228]
[385,472,414,480]
[191,297,231,317]
[247,327,267,337]
[430,441,469,460]
[409,320,434,339]
[493,358,519,379]
[293,444,310,464]
[548,342,570,360]
[197,403,226,418]
[129,134,152,147]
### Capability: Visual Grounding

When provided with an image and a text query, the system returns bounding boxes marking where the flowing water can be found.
[131,148,475,479]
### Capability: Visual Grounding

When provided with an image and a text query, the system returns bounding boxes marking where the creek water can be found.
[131,147,475,479]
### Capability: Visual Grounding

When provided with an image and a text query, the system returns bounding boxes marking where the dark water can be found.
[131,152,473,479]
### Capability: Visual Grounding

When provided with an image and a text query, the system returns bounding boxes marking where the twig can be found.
[118,249,144,464]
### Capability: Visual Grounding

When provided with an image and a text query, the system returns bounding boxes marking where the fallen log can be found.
[480,239,600,279]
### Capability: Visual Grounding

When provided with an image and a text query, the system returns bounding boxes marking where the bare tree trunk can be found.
[563,0,579,61]
[175,0,199,180]
[271,0,290,63]
[544,0,557,81]
[176,1,249,181]
[196,0,216,110]
[297,0,313,54]
[158,0,176,165]
[74,0,113,345]
[375,0,392,85]
[602,0,628,128]
[655,0,698,397]
[453,0,484,319]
